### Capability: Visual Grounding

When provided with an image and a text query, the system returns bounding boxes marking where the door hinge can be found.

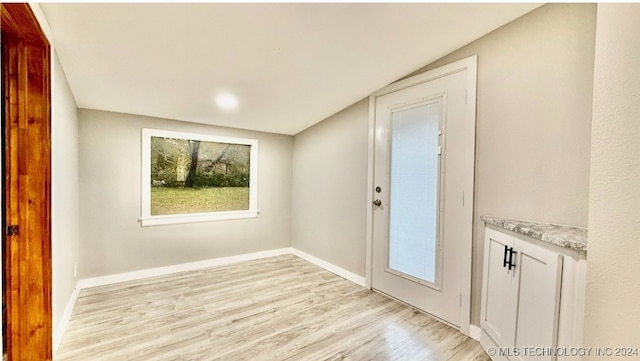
[7,225,19,236]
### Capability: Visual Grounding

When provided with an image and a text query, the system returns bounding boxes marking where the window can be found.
[140,128,258,226]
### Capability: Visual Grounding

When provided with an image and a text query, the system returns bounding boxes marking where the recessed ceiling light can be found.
[215,93,239,111]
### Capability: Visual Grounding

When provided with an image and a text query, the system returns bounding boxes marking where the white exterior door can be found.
[369,56,477,330]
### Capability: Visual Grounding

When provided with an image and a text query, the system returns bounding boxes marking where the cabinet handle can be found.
[508,249,517,270]
[503,244,510,268]
[502,244,518,270]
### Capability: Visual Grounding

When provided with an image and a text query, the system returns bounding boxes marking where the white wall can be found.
[584,4,640,355]
[51,52,80,338]
[414,3,596,325]
[78,110,293,278]
[291,99,369,275]
[290,4,596,327]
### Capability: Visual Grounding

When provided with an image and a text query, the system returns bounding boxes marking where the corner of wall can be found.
[51,44,81,345]
[290,98,369,278]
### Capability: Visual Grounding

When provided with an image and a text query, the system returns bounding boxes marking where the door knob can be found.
[373,199,382,207]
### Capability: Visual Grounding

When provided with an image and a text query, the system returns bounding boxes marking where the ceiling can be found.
[41,3,540,135]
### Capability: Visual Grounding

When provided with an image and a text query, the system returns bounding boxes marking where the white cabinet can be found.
[481,225,586,361]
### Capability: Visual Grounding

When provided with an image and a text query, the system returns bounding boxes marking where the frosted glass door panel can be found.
[388,101,442,284]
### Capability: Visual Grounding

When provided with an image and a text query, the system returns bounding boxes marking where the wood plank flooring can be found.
[55,255,489,361]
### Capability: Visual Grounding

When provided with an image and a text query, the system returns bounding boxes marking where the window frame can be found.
[140,128,259,226]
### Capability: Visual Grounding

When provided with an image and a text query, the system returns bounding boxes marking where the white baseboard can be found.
[53,284,80,356]
[77,248,293,289]
[469,324,481,341]
[290,249,366,287]
[76,247,366,290]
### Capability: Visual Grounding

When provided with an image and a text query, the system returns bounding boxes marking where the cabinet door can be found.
[511,237,563,361]
[481,228,516,350]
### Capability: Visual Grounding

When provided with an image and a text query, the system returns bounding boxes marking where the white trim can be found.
[75,247,366,290]
[53,285,80,356]
[370,56,477,99]
[366,55,477,336]
[460,55,478,337]
[290,249,367,287]
[139,210,258,226]
[469,324,482,341]
[77,248,292,289]
[140,128,259,226]
[365,95,376,290]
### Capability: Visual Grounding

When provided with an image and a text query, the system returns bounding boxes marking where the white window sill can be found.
[140,210,258,227]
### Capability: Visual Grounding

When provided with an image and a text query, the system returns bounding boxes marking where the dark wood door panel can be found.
[2,3,52,360]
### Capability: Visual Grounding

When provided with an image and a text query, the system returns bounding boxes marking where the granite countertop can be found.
[481,216,588,252]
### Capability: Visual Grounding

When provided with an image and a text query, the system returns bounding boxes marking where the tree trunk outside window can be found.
[184,140,200,188]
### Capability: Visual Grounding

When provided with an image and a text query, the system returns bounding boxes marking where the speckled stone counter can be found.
[481,216,588,252]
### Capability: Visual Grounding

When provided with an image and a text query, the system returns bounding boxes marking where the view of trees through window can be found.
[150,136,251,215]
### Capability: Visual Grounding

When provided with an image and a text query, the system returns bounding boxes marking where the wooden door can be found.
[1,3,52,360]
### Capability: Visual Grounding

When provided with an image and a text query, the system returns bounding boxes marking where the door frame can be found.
[1,3,53,359]
[365,55,477,335]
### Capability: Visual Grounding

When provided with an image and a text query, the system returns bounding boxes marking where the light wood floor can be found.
[55,255,489,361]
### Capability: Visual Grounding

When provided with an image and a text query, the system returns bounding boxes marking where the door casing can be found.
[1,3,53,360]
[365,55,477,335]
